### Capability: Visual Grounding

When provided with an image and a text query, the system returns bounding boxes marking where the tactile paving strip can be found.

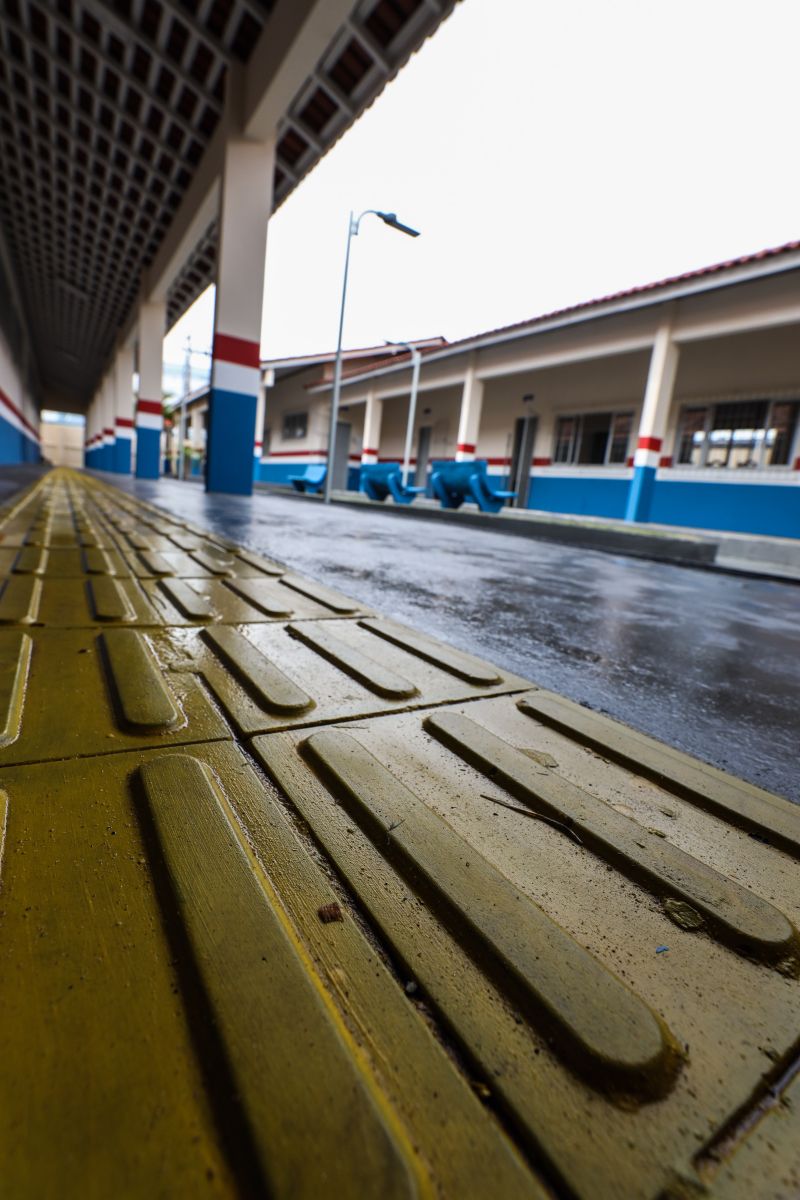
[0,468,797,1200]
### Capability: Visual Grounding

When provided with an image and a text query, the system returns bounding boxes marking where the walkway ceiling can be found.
[0,0,455,411]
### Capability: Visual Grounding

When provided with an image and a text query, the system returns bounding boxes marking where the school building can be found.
[253,240,800,538]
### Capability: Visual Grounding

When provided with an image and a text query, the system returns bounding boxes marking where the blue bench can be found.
[288,464,327,494]
[430,459,516,514]
[361,462,426,505]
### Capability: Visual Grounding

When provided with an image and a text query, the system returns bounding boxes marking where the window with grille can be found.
[282,411,308,440]
[676,399,799,467]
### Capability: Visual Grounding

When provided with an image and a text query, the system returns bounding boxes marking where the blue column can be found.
[114,432,132,474]
[135,410,161,479]
[625,439,661,523]
[206,335,260,496]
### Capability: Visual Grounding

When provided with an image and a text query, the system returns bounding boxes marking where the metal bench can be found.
[361,462,426,505]
[430,459,516,514]
[288,464,327,494]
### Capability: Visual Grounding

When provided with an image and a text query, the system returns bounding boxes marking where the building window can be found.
[676,399,798,468]
[554,416,578,463]
[282,411,308,440]
[765,402,798,466]
[677,407,708,465]
[608,412,633,463]
[553,411,633,465]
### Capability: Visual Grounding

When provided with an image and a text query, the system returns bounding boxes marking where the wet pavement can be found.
[102,473,799,801]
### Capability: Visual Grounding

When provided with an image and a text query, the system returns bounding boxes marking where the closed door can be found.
[332,421,351,490]
[415,425,432,488]
[509,416,537,507]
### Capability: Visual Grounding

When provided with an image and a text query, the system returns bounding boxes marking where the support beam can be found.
[135,301,165,480]
[361,391,382,465]
[625,323,680,524]
[206,135,275,495]
[455,363,484,461]
[114,346,135,474]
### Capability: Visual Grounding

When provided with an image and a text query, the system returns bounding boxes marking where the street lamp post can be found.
[324,210,420,504]
[385,340,422,488]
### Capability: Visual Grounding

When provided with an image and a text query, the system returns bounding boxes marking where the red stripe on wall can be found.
[104,427,114,436]
[532,457,551,467]
[137,399,162,415]
[213,333,260,369]
[362,447,379,456]
[794,457,800,471]
[116,417,134,429]
[456,442,476,454]
[267,448,329,458]
[637,436,662,452]
[0,386,40,442]
[659,455,673,468]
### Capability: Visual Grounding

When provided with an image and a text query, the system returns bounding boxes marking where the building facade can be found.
[255,243,800,539]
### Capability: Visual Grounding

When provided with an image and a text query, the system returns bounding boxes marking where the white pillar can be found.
[113,345,135,473]
[361,391,382,465]
[207,133,275,495]
[532,409,555,467]
[190,406,204,451]
[101,373,115,469]
[253,374,266,473]
[455,362,484,461]
[135,300,165,479]
[625,321,680,522]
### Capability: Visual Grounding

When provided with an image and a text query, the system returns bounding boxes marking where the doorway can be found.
[332,421,351,490]
[509,415,537,507]
[415,425,432,489]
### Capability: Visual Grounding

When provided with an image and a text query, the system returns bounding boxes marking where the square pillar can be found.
[206,134,275,495]
[360,391,382,465]
[625,323,680,523]
[114,345,135,474]
[101,374,115,470]
[252,374,266,480]
[455,363,484,461]
[135,300,165,479]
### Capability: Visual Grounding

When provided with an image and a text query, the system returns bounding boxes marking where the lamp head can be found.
[377,211,421,238]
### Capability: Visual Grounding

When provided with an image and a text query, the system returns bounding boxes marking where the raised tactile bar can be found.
[517,691,800,859]
[137,752,417,1199]
[425,709,800,970]
[300,726,678,1095]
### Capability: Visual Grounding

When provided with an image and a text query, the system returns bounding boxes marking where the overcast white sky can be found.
[164,0,800,394]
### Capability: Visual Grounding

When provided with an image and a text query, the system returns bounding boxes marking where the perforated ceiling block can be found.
[168,617,531,736]
[0,627,230,766]
[250,694,800,1200]
[0,741,541,1200]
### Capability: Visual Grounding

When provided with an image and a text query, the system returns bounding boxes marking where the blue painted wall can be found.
[527,474,631,520]
[253,460,363,491]
[0,411,40,464]
[649,480,800,538]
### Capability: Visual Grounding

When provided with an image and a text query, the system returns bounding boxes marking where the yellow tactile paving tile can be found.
[0,628,230,766]
[0,741,540,1200]
[0,468,797,1199]
[251,695,800,1200]
[166,617,531,736]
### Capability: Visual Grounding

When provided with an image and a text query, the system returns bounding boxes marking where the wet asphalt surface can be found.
[103,473,798,801]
